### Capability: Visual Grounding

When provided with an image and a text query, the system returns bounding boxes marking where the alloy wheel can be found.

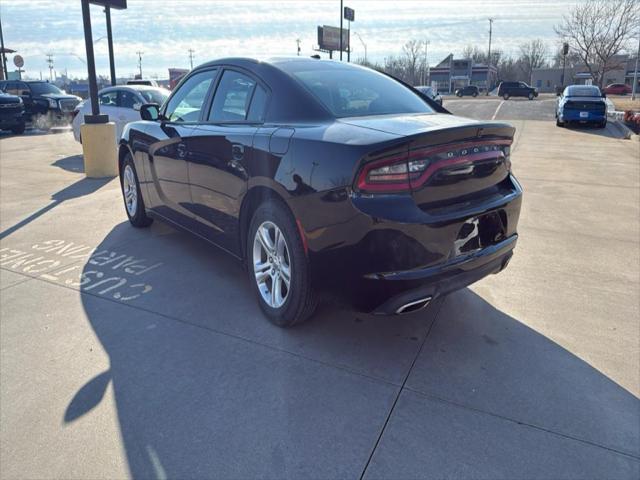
[123,164,138,217]
[253,221,291,308]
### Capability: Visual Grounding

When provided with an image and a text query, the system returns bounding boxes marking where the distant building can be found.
[532,55,639,92]
[429,54,498,93]
[169,68,189,90]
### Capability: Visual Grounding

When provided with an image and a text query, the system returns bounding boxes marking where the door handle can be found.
[232,144,244,161]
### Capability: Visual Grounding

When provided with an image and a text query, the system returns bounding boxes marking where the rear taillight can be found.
[356,140,511,194]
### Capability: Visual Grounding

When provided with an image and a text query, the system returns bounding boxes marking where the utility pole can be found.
[188,48,195,69]
[0,11,7,80]
[354,31,366,64]
[423,39,430,85]
[104,6,116,86]
[339,0,343,61]
[486,18,494,95]
[632,30,639,100]
[296,39,301,56]
[136,51,143,78]
[46,53,54,81]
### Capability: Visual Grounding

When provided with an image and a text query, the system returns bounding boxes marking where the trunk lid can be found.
[351,113,515,211]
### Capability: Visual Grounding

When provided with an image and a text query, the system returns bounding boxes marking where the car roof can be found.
[98,85,168,94]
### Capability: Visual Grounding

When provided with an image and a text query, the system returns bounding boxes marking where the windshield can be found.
[565,86,601,97]
[30,82,63,95]
[291,66,434,118]
[139,88,170,106]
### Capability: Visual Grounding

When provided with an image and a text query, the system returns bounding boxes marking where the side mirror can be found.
[140,103,160,121]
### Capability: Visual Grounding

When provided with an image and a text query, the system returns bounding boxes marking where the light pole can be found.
[423,39,430,85]
[354,31,367,64]
[0,11,8,80]
[339,0,343,61]
[104,6,116,85]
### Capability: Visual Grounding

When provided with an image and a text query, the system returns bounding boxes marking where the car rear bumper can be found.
[301,174,522,313]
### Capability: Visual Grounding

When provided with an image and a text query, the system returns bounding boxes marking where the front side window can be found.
[99,91,118,106]
[119,90,138,109]
[291,66,434,118]
[209,70,256,122]
[165,69,217,123]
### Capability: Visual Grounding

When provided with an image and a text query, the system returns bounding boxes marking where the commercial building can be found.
[532,55,639,93]
[429,54,498,93]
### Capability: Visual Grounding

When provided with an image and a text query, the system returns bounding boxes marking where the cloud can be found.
[1,0,578,78]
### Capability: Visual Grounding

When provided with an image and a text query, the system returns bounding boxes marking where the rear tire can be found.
[556,117,564,127]
[528,92,534,100]
[456,91,462,97]
[598,120,607,129]
[503,93,510,100]
[120,154,153,228]
[472,92,478,97]
[247,200,317,327]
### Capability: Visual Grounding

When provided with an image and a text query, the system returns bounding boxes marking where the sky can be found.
[1,0,584,80]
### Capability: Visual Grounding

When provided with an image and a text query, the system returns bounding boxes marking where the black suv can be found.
[0,80,81,129]
[454,85,479,97]
[0,92,26,134]
[498,81,538,100]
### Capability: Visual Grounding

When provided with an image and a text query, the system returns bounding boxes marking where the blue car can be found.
[556,85,607,128]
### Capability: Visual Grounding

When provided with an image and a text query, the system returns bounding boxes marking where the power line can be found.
[188,48,194,69]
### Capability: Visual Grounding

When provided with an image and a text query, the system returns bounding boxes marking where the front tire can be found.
[120,154,153,228]
[247,201,317,327]
[503,93,510,100]
[528,92,534,100]
[472,92,478,97]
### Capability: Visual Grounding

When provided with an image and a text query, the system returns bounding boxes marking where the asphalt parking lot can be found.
[1,99,639,478]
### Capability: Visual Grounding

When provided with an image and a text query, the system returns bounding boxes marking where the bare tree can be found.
[555,0,640,87]
[518,39,549,83]
[402,39,423,85]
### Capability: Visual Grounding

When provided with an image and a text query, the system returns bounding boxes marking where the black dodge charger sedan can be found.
[119,57,522,327]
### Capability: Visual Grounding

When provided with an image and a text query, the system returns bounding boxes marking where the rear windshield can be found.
[565,86,601,97]
[291,66,434,118]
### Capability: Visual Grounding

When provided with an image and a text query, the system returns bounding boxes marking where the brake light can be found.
[356,140,511,193]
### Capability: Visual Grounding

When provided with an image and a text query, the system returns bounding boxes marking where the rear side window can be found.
[247,84,268,122]
[165,69,217,123]
[291,67,433,118]
[209,70,256,122]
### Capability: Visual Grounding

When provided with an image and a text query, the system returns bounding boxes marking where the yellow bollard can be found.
[80,122,118,178]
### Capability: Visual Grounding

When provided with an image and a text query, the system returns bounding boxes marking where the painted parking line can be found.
[491,100,505,120]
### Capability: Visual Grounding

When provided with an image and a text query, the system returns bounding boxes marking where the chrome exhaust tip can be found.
[395,296,432,315]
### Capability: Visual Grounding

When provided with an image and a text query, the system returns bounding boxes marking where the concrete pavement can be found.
[0,111,638,478]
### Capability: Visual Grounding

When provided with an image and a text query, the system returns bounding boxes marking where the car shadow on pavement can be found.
[0,176,110,240]
[63,224,640,478]
[559,123,626,139]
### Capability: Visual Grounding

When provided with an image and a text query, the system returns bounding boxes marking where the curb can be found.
[607,110,637,140]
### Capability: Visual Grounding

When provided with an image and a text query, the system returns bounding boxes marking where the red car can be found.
[603,83,632,95]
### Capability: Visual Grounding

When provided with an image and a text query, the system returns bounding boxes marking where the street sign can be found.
[317,25,349,52]
[344,6,355,22]
[13,55,23,68]
[89,0,127,9]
